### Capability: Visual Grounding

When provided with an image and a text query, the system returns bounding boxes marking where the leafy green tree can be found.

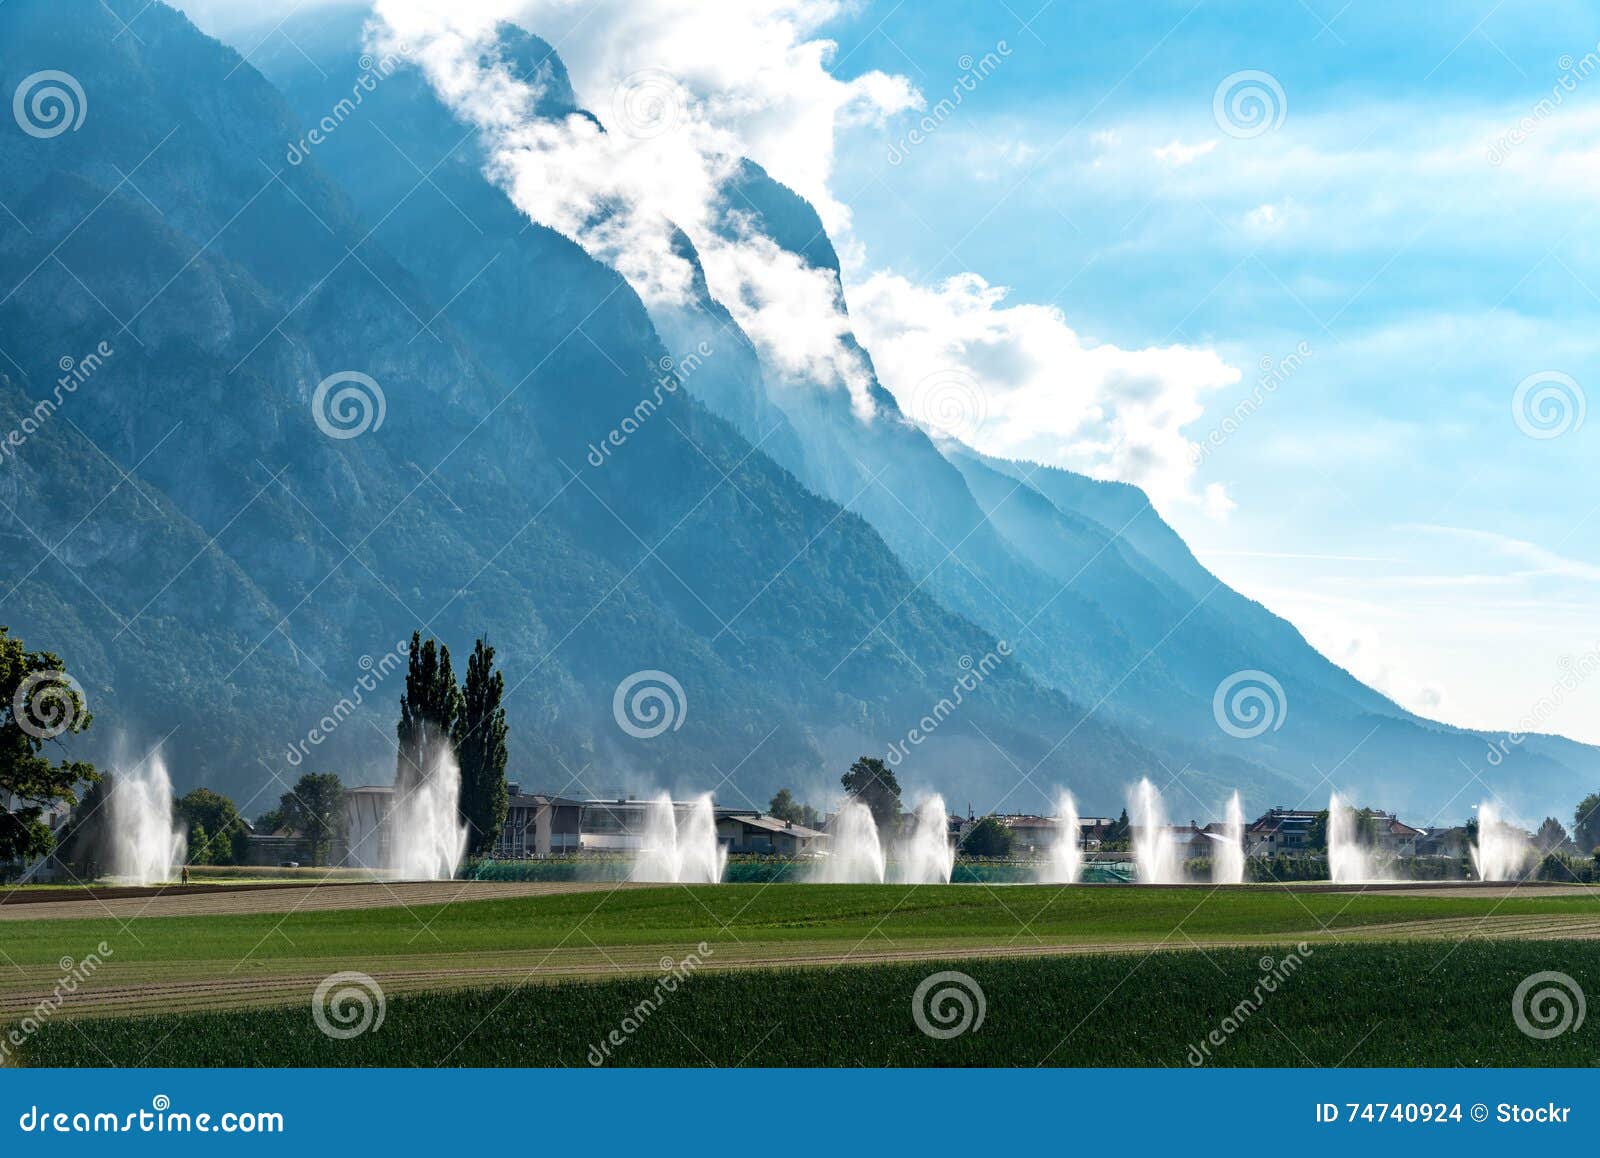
[769,789,804,823]
[1103,808,1131,844]
[1306,805,1378,853]
[177,787,245,865]
[187,823,212,866]
[1,626,97,865]
[962,815,1016,858]
[255,806,286,834]
[279,773,345,866]
[1574,792,1600,854]
[54,773,114,878]
[768,790,822,828]
[229,824,252,866]
[397,634,461,791]
[1535,816,1571,854]
[454,638,508,858]
[1304,810,1330,852]
[841,757,901,831]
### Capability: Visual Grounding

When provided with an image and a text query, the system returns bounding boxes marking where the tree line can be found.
[7,616,1600,877]
[2,625,510,876]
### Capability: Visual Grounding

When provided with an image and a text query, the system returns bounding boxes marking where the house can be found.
[1132,822,1216,860]
[498,789,582,857]
[1415,826,1470,857]
[1370,811,1426,857]
[715,810,826,856]
[2,795,74,882]
[242,823,314,867]
[996,814,1058,854]
[1245,808,1320,858]
[339,784,393,868]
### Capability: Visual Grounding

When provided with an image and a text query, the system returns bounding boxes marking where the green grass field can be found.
[19,941,1598,1067]
[4,883,1596,1066]
[5,883,1597,966]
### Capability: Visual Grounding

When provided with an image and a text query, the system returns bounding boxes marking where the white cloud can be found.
[847,271,1240,509]
[1152,138,1216,167]
[372,0,914,417]
[372,0,1241,493]
[1402,524,1600,582]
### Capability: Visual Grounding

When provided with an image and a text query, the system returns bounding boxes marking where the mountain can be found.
[1,0,1183,823]
[0,0,1592,825]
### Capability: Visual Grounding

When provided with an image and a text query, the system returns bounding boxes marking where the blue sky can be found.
[820,0,1600,742]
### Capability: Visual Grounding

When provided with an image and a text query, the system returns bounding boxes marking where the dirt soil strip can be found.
[5,911,1600,1025]
[0,880,642,921]
[0,937,1331,1023]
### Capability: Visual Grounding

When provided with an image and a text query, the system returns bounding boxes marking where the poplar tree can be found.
[396,633,461,790]
[454,638,509,858]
